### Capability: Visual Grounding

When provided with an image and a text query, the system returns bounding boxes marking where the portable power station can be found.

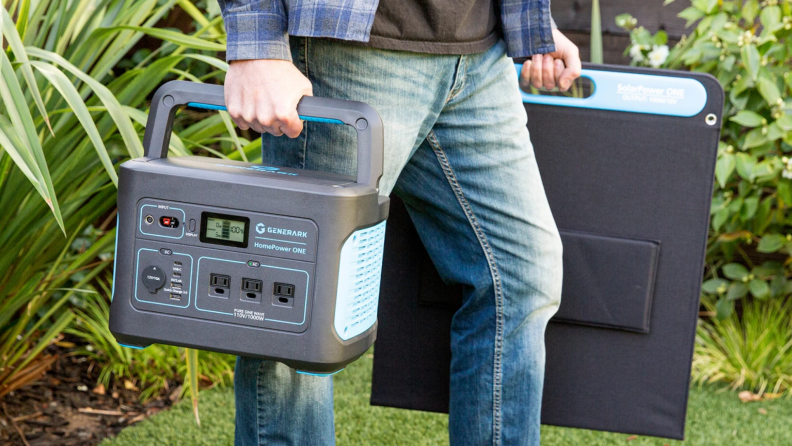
[109,81,388,374]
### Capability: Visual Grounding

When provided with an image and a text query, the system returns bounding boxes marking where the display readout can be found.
[206,217,246,242]
[200,212,249,248]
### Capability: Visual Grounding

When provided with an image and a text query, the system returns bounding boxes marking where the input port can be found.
[273,283,295,298]
[145,215,154,225]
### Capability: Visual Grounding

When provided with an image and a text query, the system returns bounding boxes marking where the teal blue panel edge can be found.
[119,343,148,350]
[186,102,344,125]
[111,214,119,302]
[515,64,707,117]
[296,369,344,377]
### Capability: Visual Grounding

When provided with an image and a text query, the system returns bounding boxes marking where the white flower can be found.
[629,44,646,62]
[783,170,792,180]
[647,45,669,68]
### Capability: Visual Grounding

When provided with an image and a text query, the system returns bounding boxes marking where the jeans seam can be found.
[445,56,468,104]
[426,130,504,446]
[255,360,263,446]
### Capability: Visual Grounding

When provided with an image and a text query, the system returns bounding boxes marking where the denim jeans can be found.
[234,37,563,446]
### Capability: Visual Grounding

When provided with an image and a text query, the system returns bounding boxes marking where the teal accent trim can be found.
[515,65,708,117]
[187,102,345,125]
[187,102,226,111]
[119,343,147,350]
[111,215,119,302]
[139,204,185,239]
[134,248,192,308]
[296,369,344,377]
[300,116,345,125]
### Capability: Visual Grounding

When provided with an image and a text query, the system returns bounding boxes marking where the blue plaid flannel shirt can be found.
[218,0,557,61]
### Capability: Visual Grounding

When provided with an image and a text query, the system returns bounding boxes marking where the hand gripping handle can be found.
[142,80,384,189]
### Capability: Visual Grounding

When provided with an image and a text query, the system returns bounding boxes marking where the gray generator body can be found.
[109,81,388,374]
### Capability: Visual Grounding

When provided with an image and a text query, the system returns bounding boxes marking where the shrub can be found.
[66,276,235,403]
[0,0,247,405]
[618,0,792,320]
[693,298,792,395]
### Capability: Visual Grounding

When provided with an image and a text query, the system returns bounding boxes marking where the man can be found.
[218,0,581,444]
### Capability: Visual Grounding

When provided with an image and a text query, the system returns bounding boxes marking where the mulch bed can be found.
[0,344,178,446]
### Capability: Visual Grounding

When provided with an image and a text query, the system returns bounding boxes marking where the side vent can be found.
[334,221,387,341]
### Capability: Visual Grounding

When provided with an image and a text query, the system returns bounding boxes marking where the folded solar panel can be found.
[370,63,724,440]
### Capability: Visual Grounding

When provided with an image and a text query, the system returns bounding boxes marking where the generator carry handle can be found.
[142,80,384,190]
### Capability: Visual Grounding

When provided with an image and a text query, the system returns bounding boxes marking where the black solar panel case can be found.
[370,63,724,439]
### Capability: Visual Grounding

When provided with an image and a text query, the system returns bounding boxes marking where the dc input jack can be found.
[145,215,154,225]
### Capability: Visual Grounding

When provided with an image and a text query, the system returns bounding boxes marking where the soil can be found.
[0,343,178,446]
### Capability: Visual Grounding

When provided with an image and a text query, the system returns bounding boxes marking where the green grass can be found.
[103,351,792,446]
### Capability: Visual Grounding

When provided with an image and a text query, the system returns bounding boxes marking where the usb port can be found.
[170,293,181,300]
[173,272,181,278]
[174,261,182,266]
[171,282,182,289]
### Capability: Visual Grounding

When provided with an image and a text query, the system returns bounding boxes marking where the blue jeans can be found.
[235,37,563,446]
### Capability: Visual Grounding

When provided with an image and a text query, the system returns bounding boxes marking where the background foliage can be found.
[0,0,252,415]
[619,0,792,395]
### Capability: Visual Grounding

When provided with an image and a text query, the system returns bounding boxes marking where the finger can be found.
[232,116,250,131]
[554,59,565,87]
[519,61,532,91]
[542,54,556,90]
[260,125,284,137]
[247,121,268,134]
[530,54,543,89]
[226,100,250,130]
[559,49,582,92]
[273,106,304,139]
[241,106,257,134]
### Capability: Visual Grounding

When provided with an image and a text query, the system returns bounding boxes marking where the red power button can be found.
[159,216,179,228]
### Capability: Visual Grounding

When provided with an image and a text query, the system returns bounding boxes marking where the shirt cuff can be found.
[223,11,293,62]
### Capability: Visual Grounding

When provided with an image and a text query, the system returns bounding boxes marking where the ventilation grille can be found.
[334,221,387,341]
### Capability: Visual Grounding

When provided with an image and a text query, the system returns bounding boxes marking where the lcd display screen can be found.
[200,212,249,248]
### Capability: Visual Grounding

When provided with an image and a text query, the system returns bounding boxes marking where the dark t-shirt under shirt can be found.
[366,0,500,55]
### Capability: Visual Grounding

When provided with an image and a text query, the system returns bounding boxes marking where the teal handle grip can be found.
[515,63,708,117]
[142,81,384,189]
[186,102,345,126]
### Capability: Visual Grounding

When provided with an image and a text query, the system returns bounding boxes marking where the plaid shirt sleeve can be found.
[218,0,555,62]
[499,0,557,58]
[218,0,293,61]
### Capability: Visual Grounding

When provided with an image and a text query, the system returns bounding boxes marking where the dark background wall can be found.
[552,0,692,64]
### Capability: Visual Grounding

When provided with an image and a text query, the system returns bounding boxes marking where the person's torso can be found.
[366,0,500,55]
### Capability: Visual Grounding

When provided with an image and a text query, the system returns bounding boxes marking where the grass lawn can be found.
[103,350,792,445]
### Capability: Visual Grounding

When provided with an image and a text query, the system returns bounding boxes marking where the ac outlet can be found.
[273,294,294,308]
[241,278,263,304]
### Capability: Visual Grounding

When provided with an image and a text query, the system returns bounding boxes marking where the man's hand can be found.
[520,29,582,92]
[225,59,313,137]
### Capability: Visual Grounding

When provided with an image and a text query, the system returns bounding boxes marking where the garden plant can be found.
[619,0,792,396]
[0,0,255,422]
